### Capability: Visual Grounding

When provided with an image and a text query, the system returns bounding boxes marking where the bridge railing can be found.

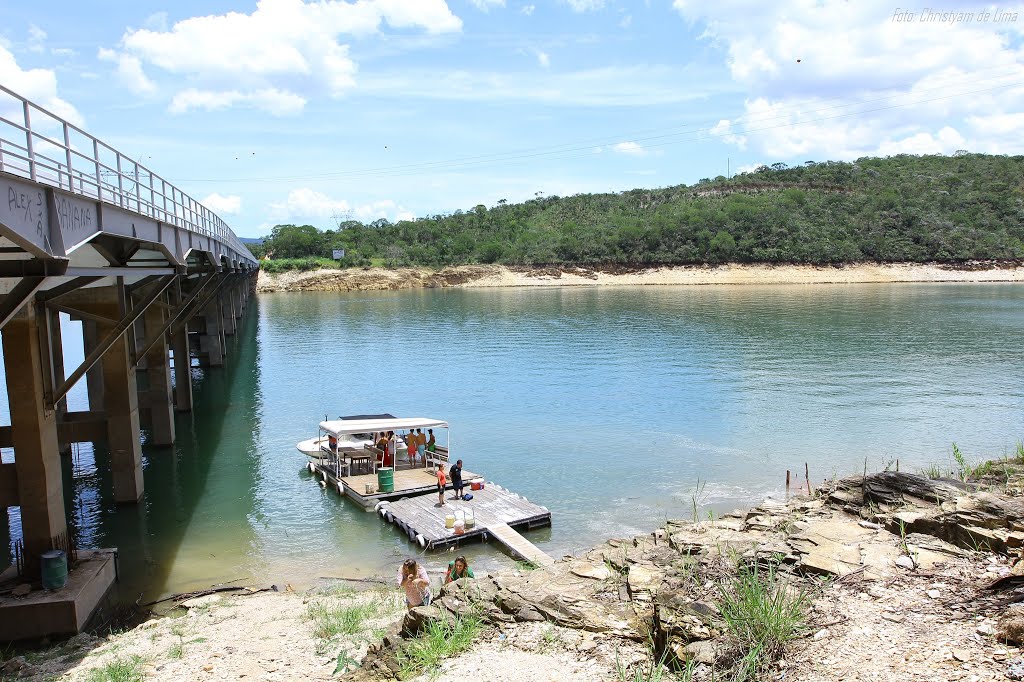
[0,84,254,264]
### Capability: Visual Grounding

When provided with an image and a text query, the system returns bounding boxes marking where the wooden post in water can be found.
[786,470,791,493]
[805,462,811,495]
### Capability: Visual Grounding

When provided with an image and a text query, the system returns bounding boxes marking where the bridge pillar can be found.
[82,320,105,411]
[221,288,237,337]
[1,305,67,577]
[101,325,143,502]
[234,284,244,320]
[199,303,224,367]
[142,304,175,446]
[46,308,72,456]
[70,285,144,503]
[171,325,193,412]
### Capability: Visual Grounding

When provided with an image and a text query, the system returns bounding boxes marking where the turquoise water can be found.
[3,283,1024,601]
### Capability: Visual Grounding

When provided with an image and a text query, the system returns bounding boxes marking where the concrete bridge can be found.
[0,84,258,636]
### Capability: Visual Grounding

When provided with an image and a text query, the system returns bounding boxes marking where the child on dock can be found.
[436,464,447,506]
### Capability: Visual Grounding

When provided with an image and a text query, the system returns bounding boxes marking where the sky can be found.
[2,0,1024,238]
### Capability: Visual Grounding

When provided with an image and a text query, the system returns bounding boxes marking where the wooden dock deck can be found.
[311,461,482,510]
[379,484,554,564]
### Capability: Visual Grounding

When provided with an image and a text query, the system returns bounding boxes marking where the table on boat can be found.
[343,450,374,474]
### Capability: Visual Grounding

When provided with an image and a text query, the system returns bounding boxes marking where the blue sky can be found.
[2,0,1023,237]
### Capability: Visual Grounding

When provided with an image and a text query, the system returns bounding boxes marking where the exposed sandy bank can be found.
[257,262,1024,293]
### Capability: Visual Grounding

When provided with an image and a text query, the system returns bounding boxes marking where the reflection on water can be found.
[3,283,1024,600]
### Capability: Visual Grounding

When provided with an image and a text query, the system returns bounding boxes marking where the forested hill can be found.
[255,153,1024,268]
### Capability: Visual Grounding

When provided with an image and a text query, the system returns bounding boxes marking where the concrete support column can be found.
[46,308,72,456]
[142,305,175,446]
[221,288,237,337]
[233,285,243,320]
[199,304,224,367]
[171,324,193,412]
[100,327,144,502]
[1,305,67,575]
[82,320,104,411]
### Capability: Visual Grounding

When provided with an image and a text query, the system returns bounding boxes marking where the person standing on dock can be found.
[449,459,464,500]
[397,559,431,610]
[436,463,447,506]
[427,429,436,453]
[416,428,427,463]
[407,429,420,464]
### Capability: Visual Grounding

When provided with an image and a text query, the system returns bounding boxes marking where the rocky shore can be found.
[257,262,1024,293]
[355,467,1024,681]
[3,464,1023,681]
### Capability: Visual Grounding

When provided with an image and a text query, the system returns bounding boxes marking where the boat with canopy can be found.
[297,414,451,476]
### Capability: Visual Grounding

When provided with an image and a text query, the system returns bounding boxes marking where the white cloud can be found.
[51,48,76,58]
[268,188,414,223]
[673,0,1024,159]
[521,4,535,15]
[612,141,647,156]
[98,48,157,95]
[536,50,550,68]
[620,14,632,28]
[709,119,746,149]
[357,64,726,106]
[469,0,505,11]
[28,25,46,53]
[564,0,605,11]
[169,88,306,116]
[201,193,243,215]
[109,0,462,115]
[0,44,83,126]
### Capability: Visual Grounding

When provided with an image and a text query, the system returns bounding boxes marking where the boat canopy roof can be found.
[319,417,449,436]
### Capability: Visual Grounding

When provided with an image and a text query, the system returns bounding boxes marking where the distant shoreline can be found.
[256,261,1024,293]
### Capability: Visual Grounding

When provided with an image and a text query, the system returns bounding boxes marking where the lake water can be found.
[2,283,1023,602]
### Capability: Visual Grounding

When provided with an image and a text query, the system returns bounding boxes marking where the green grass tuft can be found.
[397,612,483,679]
[85,655,145,682]
[718,563,810,681]
[306,596,390,640]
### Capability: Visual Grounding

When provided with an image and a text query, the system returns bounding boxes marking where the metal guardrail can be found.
[0,84,255,265]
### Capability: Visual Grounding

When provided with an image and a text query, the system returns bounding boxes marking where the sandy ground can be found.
[7,585,405,681]
[258,262,1024,293]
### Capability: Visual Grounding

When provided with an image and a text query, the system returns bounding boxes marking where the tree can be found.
[264,224,324,258]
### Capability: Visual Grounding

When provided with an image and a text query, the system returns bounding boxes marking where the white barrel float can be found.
[308,462,316,474]
[385,511,394,523]
[319,479,327,488]
[336,481,344,495]
[416,534,426,548]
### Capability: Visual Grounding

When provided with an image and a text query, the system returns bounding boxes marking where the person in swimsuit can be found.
[416,428,427,463]
[436,464,447,506]
[427,429,436,452]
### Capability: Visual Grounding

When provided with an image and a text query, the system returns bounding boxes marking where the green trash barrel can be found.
[41,550,68,590]
[377,467,394,493]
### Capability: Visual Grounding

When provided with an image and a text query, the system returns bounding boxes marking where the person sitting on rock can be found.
[444,556,474,584]
[397,558,430,610]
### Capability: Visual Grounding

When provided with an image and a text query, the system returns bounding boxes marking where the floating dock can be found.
[312,461,482,511]
[378,484,554,566]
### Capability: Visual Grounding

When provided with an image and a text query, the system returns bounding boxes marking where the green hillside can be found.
[255,153,1024,269]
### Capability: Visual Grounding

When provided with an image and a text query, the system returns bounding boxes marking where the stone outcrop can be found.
[347,469,1024,680]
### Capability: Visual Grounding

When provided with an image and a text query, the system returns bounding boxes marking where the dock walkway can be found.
[379,484,553,564]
